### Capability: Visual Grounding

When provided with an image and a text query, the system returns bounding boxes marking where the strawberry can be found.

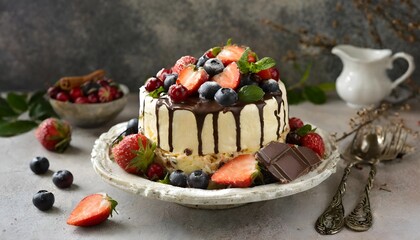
[216,45,256,66]
[171,56,197,75]
[35,118,71,153]
[256,67,280,80]
[300,132,325,157]
[98,86,114,103]
[211,154,260,188]
[211,62,241,89]
[156,68,172,81]
[67,193,118,227]
[111,133,156,175]
[176,65,209,95]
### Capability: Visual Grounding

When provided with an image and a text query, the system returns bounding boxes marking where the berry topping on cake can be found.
[168,84,188,102]
[256,67,280,80]
[260,79,280,93]
[211,154,260,188]
[111,133,156,175]
[203,58,224,76]
[176,65,209,95]
[198,81,221,100]
[67,193,118,227]
[163,74,178,91]
[211,62,241,89]
[217,45,255,65]
[171,56,197,75]
[214,88,238,106]
[145,77,164,92]
[156,68,172,81]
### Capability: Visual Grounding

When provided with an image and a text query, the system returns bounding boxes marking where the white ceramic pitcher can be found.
[332,45,415,108]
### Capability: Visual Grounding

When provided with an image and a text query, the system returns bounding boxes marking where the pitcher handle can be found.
[390,52,415,90]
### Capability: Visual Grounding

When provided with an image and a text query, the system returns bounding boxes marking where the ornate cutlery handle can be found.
[345,164,377,231]
[315,162,355,235]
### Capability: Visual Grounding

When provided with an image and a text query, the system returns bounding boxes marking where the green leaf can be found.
[317,82,336,92]
[237,48,251,74]
[29,99,58,121]
[148,86,165,98]
[7,92,28,114]
[253,57,276,73]
[238,85,265,103]
[299,63,312,84]
[296,124,315,136]
[226,38,232,46]
[0,97,19,118]
[211,47,221,57]
[0,120,38,137]
[303,85,327,104]
[28,91,47,107]
[286,89,305,105]
[158,173,170,184]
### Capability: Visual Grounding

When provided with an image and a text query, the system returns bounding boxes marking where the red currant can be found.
[145,77,164,92]
[156,68,172,81]
[87,93,99,103]
[146,163,165,180]
[168,84,188,102]
[75,96,89,104]
[47,86,61,99]
[270,67,280,81]
[56,92,70,102]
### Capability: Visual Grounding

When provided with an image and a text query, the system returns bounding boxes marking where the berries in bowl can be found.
[47,70,129,128]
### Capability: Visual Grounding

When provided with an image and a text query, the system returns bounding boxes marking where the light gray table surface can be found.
[1,94,419,240]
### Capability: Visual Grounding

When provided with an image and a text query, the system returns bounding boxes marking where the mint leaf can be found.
[226,38,232,46]
[296,124,315,136]
[303,85,326,104]
[158,173,170,184]
[0,120,38,137]
[7,92,28,114]
[148,86,165,98]
[253,57,276,72]
[287,89,305,105]
[317,82,336,92]
[299,63,312,84]
[0,97,19,118]
[237,48,251,74]
[238,85,265,103]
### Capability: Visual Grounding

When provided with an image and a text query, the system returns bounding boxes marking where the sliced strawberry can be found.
[257,67,280,80]
[67,193,118,227]
[176,65,209,95]
[216,45,255,65]
[211,62,240,89]
[211,154,260,188]
[111,133,156,175]
[171,56,197,75]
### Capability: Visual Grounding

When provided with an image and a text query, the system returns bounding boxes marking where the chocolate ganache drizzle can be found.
[153,91,285,156]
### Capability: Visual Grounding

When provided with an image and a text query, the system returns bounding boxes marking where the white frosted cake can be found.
[138,42,289,174]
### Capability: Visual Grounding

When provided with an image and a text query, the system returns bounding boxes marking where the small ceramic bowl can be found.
[49,84,129,128]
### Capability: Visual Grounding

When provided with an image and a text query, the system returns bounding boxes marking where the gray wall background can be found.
[1,0,419,92]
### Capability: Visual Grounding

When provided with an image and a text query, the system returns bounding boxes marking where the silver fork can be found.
[344,124,407,231]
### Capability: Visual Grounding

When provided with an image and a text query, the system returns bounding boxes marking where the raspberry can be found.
[146,163,165,180]
[145,77,164,92]
[300,132,325,157]
[168,84,188,102]
[171,56,197,75]
[289,117,304,131]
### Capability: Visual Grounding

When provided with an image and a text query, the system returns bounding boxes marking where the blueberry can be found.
[214,88,238,106]
[187,170,209,189]
[30,156,49,174]
[198,81,221,100]
[196,55,209,68]
[163,74,178,91]
[203,58,224,76]
[238,74,259,89]
[169,170,187,187]
[126,118,139,135]
[260,79,280,93]
[32,190,55,211]
[286,131,301,145]
[52,170,73,189]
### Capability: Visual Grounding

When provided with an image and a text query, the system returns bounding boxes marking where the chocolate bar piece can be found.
[256,142,322,183]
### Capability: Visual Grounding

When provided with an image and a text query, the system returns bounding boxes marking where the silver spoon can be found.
[345,124,407,232]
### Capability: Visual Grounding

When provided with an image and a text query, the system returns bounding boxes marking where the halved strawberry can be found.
[211,154,260,188]
[111,133,156,175]
[211,62,240,89]
[176,65,209,95]
[216,45,256,65]
[67,193,118,227]
[256,67,280,80]
[171,56,197,75]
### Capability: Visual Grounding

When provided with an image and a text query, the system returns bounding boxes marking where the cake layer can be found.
[139,80,289,158]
